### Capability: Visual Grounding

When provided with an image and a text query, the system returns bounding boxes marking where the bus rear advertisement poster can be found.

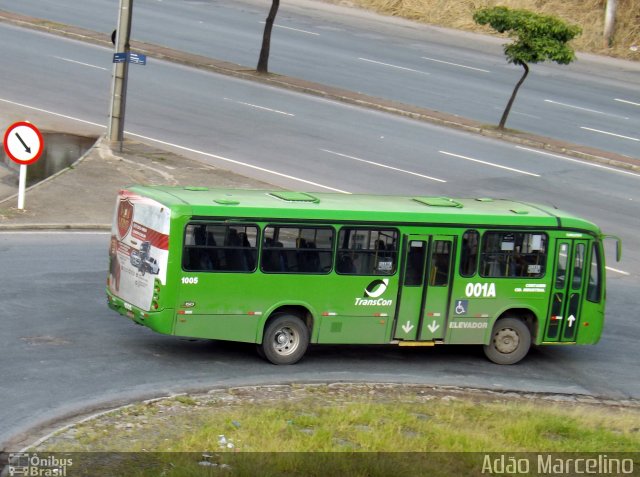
[108,190,170,312]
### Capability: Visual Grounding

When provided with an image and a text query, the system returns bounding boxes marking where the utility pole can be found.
[108,0,133,145]
[603,0,617,47]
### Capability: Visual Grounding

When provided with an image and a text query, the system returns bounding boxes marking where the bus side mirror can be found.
[602,235,622,262]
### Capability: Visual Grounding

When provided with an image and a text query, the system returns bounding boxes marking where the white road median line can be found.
[439,151,540,177]
[516,146,640,178]
[358,58,430,75]
[127,132,351,194]
[581,127,639,142]
[321,149,446,183]
[0,97,348,194]
[606,266,631,276]
[54,56,108,71]
[0,97,105,128]
[544,99,629,120]
[421,56,490,73]
[614,98,640,107]
[259,21,319,36]
[224,98,294,116]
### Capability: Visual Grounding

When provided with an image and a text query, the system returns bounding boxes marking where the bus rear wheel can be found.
[261,314,309,365]
[483,317,531,365]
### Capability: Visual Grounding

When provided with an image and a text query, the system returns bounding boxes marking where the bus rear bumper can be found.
[106,289,174,335]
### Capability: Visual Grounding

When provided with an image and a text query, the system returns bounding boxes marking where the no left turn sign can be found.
[3,121,44,165]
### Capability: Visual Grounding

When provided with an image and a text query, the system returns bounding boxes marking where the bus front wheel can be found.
[260,314,309,365]
[483,317,531,365]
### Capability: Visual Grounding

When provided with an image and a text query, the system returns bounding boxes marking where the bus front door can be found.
[394,235,455,342]
[545,239,589,342]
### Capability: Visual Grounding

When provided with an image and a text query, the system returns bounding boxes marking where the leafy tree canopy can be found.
[473,6,582,66]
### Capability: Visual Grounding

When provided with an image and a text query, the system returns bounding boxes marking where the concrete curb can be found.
[0,224,109,231]
[0,133,102,207]
[1,10,638,173]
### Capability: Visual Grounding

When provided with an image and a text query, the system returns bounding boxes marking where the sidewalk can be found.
[0,135,274,229]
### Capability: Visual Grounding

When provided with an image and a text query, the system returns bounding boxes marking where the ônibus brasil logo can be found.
[355,279,393,306]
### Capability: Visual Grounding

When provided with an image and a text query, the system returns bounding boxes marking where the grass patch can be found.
[36,384,640,453]
[30,385,640,476]
[327,0,639,60]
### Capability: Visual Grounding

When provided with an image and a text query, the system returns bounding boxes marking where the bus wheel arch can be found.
[483,313,533,365]
[259,307,312,365]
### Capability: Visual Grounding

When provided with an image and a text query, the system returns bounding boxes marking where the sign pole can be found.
[108,0,133,148]
[3,121,45,210]
[17,164,27,210]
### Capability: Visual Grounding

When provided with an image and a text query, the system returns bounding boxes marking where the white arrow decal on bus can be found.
[365,279,389,298]
[427,320,440,333]
[402,321,414,333]
[567,315,576,327]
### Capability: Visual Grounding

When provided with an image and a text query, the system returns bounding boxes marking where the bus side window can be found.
[587,243,602,303]
[261,226,333,274]
[337,228,398,275]
[183,223,258,273]
[480,232,547,278]
[460,230,479,277]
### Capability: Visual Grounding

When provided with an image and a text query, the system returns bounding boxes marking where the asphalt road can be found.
[3,0,640,157]
[1,18,639,451]
[1,22,639,270]
[0,232,637,452]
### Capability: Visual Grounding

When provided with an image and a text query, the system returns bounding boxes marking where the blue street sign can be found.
[129,53,147,65]
[113,52,127,63]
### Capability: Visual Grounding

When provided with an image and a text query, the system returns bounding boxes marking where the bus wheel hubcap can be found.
[274,328,297,355]
[495,328,519,354]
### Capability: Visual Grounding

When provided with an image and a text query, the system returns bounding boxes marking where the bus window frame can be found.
[459,229,480,278]
[260,224,336,275]
[478,230,549,279]
[182,221,260,274]
[335,226,400,276]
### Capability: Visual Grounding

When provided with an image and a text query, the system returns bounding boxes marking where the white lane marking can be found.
[493,106,541,119]
[54,56,108,71]
[358,58,430,75]
[421,56,490,73]
[544,99,629,120]
[516,146,640,178]
[259,21,319,36]
[614,98,640,107]
[606,266,631,276]
[0,97,349,194]
[580,127,639,142]
[223,97,294,116]
[127,132,350,194]
[0,97,105,128]
[439,151,540,177]
[321,149,446,183]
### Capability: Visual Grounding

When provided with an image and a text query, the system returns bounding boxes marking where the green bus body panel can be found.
[106,187,608,352]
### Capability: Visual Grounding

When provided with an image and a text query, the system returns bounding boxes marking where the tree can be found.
[257,0,280,74]
[473,7,581,130]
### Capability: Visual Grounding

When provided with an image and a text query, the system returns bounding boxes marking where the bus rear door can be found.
[394,235,455,341]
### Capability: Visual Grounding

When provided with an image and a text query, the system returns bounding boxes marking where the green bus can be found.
[106,186,620,365]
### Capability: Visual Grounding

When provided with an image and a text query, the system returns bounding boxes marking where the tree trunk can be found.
[257,0,280,74]
[498,62,529,130]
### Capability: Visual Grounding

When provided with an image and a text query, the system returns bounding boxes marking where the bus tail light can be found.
[152,279,161,310]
